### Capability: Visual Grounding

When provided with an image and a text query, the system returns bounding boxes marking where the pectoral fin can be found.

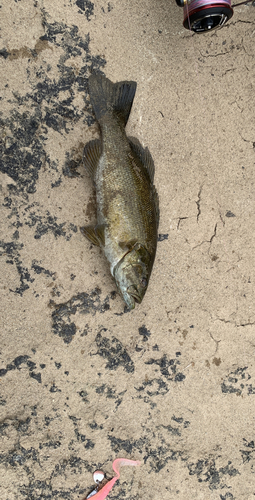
[118,239,137,251]
[81,224,106,247]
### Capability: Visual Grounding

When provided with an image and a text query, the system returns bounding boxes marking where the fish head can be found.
[114,243,152,310]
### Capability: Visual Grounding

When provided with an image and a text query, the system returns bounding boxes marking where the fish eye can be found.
[140,278,147,288]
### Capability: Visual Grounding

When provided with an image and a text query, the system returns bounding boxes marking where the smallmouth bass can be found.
[82,73,159,309]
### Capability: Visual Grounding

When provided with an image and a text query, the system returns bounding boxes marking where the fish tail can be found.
[88,73,137,126]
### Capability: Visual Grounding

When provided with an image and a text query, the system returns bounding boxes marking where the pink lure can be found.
[84,458,141,500]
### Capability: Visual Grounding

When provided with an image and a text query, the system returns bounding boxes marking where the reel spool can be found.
[175,0,254,33]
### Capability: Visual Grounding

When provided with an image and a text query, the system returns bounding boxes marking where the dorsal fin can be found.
[128,136,155,183]
[83,139,102,181]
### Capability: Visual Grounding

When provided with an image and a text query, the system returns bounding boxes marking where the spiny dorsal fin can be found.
[128,136,155,183]
[83,139,102,181]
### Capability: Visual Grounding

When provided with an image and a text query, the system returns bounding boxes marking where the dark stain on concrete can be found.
[212,357,221,366]
[31,261,56,279]
[50,288,114,343]
[95,383,126,411]
[69,416,95,449]
[138,325,151,341]
[95,329,134,373]
[0,240,34,295]
[158,233,169,241]
[1,18,106,254]
[24,206,78,240]
[76,0,94,19]
[240,438,255,464]
[221,366,255,396]
[188,458,239,491]
[145,353,186,382]
[0,354,41,383]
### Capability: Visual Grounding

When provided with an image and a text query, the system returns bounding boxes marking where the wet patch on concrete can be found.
[138,325,151,341]
[0,441,91,499]
[31,261,56,279]
[108,421,188,472]
[0,109,46,195]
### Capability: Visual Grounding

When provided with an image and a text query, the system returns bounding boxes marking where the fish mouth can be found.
[127,286,142,305]
[130,293,141,304]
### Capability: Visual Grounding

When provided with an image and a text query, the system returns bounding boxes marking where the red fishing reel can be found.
[176,0,253,32]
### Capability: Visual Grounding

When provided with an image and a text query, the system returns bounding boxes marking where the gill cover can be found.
[113,243,152,310]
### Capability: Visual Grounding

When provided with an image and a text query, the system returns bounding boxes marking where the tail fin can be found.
[88,73,137,126]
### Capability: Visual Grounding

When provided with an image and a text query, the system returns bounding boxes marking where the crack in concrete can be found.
[198,312,222,356]
[177,217,189,230]
[196,186,203,222]
[215,317,255,327]
[199,49,230,58]
[209,223,218,244]
[238,131,253,143]
[209,332,221,355]
[192,223,218,250]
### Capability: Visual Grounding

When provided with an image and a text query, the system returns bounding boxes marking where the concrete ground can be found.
[1,1,255,499]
